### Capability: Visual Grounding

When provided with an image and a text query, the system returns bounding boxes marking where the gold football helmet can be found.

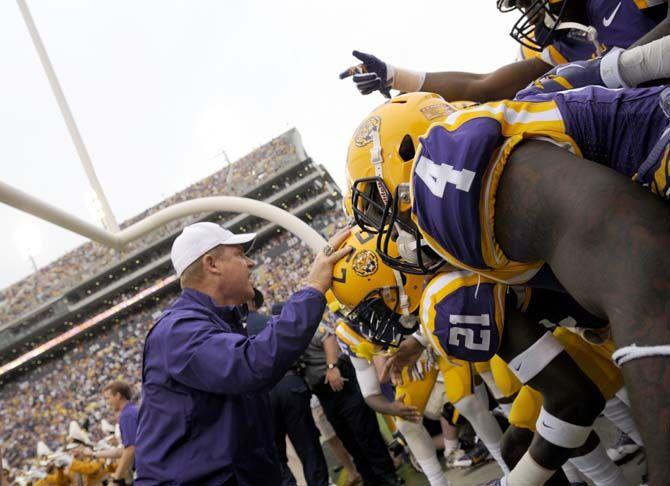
[346,92,457,274]
[330,227,424,347]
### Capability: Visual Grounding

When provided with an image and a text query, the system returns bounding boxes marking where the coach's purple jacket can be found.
[134,286,326,485]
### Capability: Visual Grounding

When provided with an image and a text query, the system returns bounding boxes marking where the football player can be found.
[329,228,511,484]
[339,1,669,102]
[403,269,640,485]
[344,89,670,484]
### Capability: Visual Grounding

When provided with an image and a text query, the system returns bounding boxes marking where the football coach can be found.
[134,222,352,485]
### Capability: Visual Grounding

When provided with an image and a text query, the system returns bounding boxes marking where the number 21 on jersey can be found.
[448,314,491,351]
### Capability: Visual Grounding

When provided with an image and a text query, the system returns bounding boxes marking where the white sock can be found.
[443,437,459,454]
[397,420,447,486]
[499,402,513,418]
[454,394,508,474]
[416,456,449,486]
[486,439,509,476]
[603,395,643,446]
[507,452,554,486]
[569,441,627,486]
[562,461,583,483]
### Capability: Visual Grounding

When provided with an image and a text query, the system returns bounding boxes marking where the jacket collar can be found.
[180,287,241,323]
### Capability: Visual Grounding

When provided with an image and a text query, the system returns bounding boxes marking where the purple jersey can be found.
[119,402,139,447]
[420,271,506,362]
[531,85,670,190]
[411,87,670,284]
[520,0,666,65]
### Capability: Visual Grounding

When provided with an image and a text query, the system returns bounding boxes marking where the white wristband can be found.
[599,47,627,88]
[411,329,429,348]
[389,65,427,92]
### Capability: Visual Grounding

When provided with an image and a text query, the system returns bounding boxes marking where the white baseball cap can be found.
[171,222,256,276]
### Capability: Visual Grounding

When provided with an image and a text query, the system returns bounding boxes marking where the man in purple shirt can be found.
[102,380,138,485]
[135,222,352,485]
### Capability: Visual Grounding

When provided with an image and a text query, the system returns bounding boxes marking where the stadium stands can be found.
[0,129,347,472]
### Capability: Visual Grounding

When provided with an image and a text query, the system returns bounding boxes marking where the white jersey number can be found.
[448,314,491,351]
[415,155,475,197]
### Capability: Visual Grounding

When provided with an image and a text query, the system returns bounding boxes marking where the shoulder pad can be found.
[335,320,383,361]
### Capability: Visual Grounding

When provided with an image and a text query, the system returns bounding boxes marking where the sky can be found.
[0,0,519,289]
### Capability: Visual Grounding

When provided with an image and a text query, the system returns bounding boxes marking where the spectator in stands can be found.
[102,381,137,485]
[135,223,352,485]
[304,321,399,486]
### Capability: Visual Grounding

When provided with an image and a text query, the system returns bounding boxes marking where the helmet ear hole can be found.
[398,134,415,162]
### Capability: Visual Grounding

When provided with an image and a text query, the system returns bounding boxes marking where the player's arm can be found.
[380,334,426,384]
[632,5,670,47]
[339,50,551,102]
[112,446,135,482]
[421,58,552,102]
[517,34,670,97]
[83,446,123,460]
[496,139,670,484]
[350,355,422,422]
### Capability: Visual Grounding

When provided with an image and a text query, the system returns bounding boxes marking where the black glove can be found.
[339,50,392,98]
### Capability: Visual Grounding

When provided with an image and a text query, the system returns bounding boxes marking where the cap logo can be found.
[352,250,379,277]
[420,103,456,121]
[354,116,381,147]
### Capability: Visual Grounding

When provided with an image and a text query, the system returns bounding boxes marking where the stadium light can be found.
[12,221,43,274]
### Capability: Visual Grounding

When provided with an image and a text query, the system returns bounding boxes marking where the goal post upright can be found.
[16,0,119,232]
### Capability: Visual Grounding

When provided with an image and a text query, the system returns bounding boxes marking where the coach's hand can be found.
[306,229,353,294]
[339,50,392,98]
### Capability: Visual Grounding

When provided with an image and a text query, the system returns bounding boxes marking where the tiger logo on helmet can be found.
[330,227,424,347]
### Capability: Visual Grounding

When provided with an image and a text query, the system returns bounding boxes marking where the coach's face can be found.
[206,245,255,305]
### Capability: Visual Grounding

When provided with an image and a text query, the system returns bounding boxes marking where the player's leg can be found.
[496,140,670,485]
[496,305,606,483]
[501,426,570,485]
[394,367,449,486]
[441,359,508,473]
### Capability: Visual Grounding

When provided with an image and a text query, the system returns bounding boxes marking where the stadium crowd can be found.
[0,130,303,326]
[0,206,343,478]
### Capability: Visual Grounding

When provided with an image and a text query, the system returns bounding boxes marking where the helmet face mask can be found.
[330,228,425,347]
[346,287,417,348]
[351,177,391,234]
[503,0,570,51]
[351,177,444,275]
[346,92,456,275]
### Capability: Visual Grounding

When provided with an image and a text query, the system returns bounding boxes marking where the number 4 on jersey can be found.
[415,155,475,197]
